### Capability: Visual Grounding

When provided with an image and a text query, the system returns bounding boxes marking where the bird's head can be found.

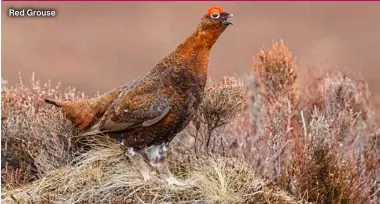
[174,6,234,54]
[199,6,234,33]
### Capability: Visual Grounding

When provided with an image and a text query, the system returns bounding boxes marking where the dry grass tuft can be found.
[2,139,302,204]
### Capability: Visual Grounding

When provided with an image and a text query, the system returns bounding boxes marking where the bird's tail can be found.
[44,99,61,107]
[44,99,99,130]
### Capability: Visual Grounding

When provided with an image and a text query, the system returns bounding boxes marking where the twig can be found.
[301,110,307,137]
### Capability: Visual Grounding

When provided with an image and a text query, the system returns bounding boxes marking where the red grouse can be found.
[45,6,234,185]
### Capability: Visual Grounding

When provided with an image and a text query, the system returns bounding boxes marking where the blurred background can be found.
[2,2,380,96]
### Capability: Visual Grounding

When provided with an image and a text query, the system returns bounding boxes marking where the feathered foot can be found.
[145,143,188,187]
[125,147,152,182]
[152,159,187,186]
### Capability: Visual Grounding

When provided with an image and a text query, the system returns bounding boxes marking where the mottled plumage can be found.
[45,6,234,185]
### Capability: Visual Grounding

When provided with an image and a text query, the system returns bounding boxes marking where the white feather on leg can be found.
[141,143,187,186]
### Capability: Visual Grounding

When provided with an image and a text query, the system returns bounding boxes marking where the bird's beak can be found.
[222,13,234,26]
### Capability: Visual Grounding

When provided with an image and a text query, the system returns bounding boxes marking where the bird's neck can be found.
[176,25,223,51]
[171,26,224,76]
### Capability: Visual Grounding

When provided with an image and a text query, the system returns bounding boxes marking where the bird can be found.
[45,5,234,186]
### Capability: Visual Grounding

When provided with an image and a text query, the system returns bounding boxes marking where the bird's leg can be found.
[152,156,186,186]
[144,143,186,186]
[125,147,152,182]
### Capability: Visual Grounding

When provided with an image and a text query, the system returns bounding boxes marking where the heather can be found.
[2,41,379,203]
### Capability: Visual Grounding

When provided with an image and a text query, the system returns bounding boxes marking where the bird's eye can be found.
[210,12,220,19]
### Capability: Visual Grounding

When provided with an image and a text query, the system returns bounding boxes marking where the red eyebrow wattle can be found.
[207,6,224,15]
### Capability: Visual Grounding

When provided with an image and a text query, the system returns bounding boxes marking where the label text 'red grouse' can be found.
[8,8,56,17]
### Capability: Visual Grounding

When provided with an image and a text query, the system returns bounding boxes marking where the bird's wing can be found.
[78,91,170,137]
[98,90,171,132]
